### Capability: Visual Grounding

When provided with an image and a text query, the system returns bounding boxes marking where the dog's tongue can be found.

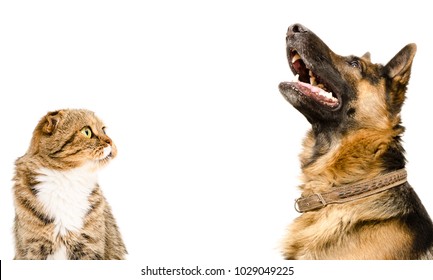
[292,74,337,103]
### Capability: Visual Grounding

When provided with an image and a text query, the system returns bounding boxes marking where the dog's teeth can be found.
[318,89,337,101]
[291,53,301,64]
[292,74,299,82]
[309,70,313,77]
[310,76,316,85]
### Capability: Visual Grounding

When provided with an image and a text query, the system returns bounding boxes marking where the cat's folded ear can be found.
[42,110,64,134]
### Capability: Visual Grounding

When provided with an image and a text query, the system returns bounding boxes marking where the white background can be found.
[1,0,432,277]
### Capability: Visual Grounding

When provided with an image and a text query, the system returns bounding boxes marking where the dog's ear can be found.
[382,43,417,114]
[362,52,371,62]
[383,43,416,82]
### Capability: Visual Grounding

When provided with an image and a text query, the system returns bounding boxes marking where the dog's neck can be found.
[298,127,405,195]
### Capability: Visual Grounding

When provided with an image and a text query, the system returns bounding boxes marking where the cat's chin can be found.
[97,154,113,166]
[91,146,115,168]
[79,158,112,172]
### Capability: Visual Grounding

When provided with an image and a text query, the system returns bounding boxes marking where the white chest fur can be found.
[35,165,98,238]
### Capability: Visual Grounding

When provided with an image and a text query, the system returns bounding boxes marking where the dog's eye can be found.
[349,60,361,69]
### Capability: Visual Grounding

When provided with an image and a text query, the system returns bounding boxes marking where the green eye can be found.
[80,126,92,138]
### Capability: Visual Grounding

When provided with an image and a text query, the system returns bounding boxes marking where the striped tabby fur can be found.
[13,109,127,260]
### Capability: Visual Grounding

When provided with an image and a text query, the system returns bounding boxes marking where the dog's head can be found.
[279,23,416,133]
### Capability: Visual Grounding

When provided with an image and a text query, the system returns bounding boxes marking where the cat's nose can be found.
[102,136,112,146]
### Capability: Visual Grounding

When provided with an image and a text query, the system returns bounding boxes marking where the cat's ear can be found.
[42,110,63,134]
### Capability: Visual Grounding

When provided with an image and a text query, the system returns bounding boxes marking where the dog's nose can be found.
[287,23,308,37]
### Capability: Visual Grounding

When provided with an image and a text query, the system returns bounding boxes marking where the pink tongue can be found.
[297,80,322,94]
[295,80,337,103]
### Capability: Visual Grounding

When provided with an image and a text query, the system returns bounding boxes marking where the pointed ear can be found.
[382,43,416,115]
[362,52,371,61]
[383,43,416,82]
[42,110,63,134]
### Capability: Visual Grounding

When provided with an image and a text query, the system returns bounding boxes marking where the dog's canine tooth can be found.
[292,74,299,82]
[310,76,316,85]
[291,53,301,64]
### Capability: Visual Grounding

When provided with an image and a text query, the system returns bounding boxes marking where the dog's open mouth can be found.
[282,49,341,109]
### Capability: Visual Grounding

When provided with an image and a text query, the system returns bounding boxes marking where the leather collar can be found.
[294,169,408,213]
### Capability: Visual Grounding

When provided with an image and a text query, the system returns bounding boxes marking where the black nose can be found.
[287,23,308,37]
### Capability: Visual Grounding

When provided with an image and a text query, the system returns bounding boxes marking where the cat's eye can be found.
[80,126,93,138]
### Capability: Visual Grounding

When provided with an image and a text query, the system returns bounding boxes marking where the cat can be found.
[13,109,127,260]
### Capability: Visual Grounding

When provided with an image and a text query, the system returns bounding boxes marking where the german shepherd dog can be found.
[278,23,433,259]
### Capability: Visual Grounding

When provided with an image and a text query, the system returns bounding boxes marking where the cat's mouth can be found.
[96,146,114,165]
[95,154,112,168]
[100,152,112,161]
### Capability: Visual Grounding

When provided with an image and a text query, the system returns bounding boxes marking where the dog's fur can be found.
[279,23,433,259]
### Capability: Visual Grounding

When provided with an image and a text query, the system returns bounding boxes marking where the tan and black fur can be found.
[279,24,433,259]
[13,109,127,260]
